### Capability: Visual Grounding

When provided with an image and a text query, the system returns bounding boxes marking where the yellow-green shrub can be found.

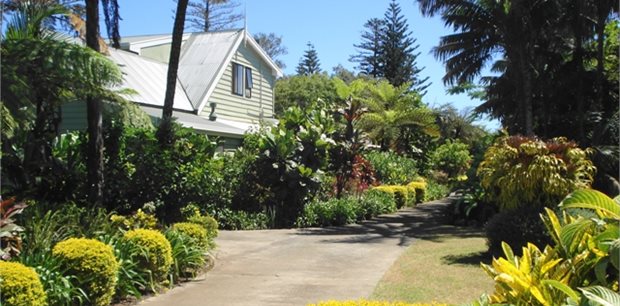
[52,238,118,306]
[372,186,409,208]
[110,208,157,230]
[172,222,208,251]
[407,181,427,204]
[183,205,219,247]
[308,300,447,306]
[0,261,47,306]
[123,229,173,285]
[477,136,595,211]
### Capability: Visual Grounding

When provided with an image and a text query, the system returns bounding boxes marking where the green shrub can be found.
[424,180,450,202]
[297,197,362,227]
[19,251,88,305]
[103,124,221,223]
[209,208,269,230]
[123,229,172,286]
[109,208,158,231]
[171,222,209,251]
[0,261,47,306]
[371,185,409,208]
[232,105,335,227]
[484,207,552,258]
[181,204,218,247]
[164,229,206,282]
[360,189,398,218]
[364,151,419,185]
[52,238,118,306]
[478,136,595,211]
[430,140,472,179]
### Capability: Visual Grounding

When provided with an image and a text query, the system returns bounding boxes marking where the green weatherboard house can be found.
[61,29,283,150]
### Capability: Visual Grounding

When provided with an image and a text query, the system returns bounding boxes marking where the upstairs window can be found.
[245,67,253,98]
[232,63,244,96]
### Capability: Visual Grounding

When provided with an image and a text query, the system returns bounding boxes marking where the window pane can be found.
[232,63,243,95]
[245,68,253,89]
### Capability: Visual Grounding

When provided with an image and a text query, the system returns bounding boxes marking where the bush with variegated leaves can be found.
[477,136,595,211]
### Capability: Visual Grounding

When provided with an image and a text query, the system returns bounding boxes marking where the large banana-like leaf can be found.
[579,286,620,306]
[559,220,595,253]
[560,189,620,218]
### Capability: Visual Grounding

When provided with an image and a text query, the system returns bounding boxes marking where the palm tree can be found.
[358,81,438,151]
[418,0,544,136]
[157,0,189,146]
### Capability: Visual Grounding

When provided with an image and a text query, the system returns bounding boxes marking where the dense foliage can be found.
[364,151,419,185]
[478,136,595,211]
[430,140,471,180]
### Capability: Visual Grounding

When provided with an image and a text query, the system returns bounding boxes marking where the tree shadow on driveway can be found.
[295,198,485,246]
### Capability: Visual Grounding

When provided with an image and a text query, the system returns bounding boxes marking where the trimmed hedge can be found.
[407,180,427,204]
[0,261,47,306]
[52,238,118,306]
[123,229,173,286]
[371,186,409,208]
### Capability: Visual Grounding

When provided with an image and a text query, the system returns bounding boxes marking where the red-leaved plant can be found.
[0,197,27,260]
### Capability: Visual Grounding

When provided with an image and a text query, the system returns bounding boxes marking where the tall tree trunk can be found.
[157,0,189,146]
[572,1,586,144]
[203,0,210,32]
[595,3,607,116]
[511,2,534,136]
[85,0,104,206]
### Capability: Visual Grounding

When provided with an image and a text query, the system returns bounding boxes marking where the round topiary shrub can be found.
[172,222,209,251]
[0,261,47,306]
[485,207,552,258]
[123,228,173,285]
[52,238,118,306]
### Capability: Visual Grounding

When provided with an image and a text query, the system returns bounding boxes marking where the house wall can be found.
[59,101,87,133]
[201,43,276,124]
[140,44,172,63]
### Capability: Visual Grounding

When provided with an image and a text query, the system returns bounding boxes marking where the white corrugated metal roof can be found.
[109,48,194,111]
[139,105,246,137]
[178,30,243,110]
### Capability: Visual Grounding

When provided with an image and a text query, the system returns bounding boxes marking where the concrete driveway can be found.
[139,199,470,306]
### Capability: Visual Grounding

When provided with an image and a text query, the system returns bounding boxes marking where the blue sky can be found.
[114,0,498,129]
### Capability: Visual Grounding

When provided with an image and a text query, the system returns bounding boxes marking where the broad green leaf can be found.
[559,219,593,253]
[579,286,620,306]
[609,239,620,270]
[560,189,620,218]
[541,280,580,302]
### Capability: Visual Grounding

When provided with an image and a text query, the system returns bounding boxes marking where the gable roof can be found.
[118,29,283,114]
[109,48,194,111]
[178,29,283,113]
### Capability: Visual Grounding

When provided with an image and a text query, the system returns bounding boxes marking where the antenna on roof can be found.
[243,1,247,47]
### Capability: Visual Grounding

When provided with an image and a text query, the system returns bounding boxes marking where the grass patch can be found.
[371,234,494,305]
